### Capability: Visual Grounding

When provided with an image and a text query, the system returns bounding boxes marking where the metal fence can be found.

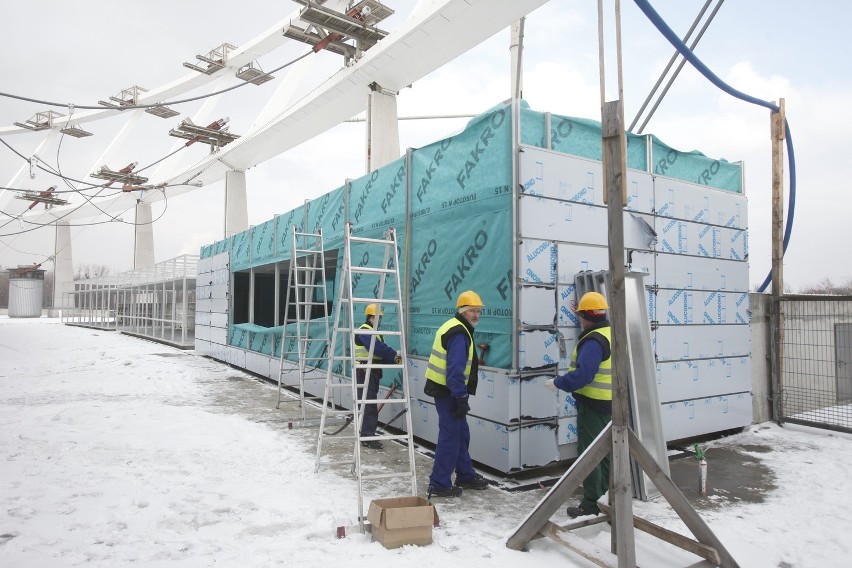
[771,295,852,433]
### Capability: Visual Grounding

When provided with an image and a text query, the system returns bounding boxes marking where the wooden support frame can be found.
[506,425,741,567]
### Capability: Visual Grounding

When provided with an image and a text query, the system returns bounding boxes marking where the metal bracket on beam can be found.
[14,110,64,131]
[183,43,236,75]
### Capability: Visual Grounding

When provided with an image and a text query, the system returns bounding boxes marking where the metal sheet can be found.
[655,176,748,230]
[518,329,560,369]
[519,285,556,326]
[519,239,557,283]
[573,271,670,500]
[520,375,564,419]
[660,393,753,441]
[655,324,751,361]
[518,145,655,214]
[521,197,656,251]
[656,356,752,403]
[655,289,750,326]
[656,217,748,261]
[651,252,749,292]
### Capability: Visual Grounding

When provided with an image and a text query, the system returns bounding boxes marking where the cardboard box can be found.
[367,496,434,549]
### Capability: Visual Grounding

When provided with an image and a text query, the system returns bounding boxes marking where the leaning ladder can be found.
[276,227,331,419]
[315,223,417,531]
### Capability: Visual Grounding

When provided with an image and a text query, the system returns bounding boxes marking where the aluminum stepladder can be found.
[276,226,331,420]
[315,222,417,533]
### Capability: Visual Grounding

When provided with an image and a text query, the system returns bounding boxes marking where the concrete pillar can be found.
[134,201,155,269]
[53,221,73,310]
[365,86,400,172]
[224,170,248,238]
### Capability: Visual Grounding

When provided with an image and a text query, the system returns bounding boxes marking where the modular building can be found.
[195,101,751,473]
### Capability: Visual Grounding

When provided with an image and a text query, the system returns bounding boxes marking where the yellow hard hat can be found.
[577,291,608,312]
[364,303,384,317]
[456,290,484,309]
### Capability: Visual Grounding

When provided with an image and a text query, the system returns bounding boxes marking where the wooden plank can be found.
[506,424,612,550]
[542,521,619,568]
[627,429,740,568]
[598,502,721,565]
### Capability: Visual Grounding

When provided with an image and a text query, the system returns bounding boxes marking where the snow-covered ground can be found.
[1,317,850,567]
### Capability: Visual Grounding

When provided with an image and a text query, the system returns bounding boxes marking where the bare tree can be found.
[799,277,852,295]
[74,264,112,281]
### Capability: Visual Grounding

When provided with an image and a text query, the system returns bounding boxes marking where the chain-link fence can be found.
[772,295,852,433]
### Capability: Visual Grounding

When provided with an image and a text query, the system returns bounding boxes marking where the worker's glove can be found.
[453,396,470,419]
[544,379,558,392]
[394,353,402,364]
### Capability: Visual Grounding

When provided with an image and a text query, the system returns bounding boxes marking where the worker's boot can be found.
[455,474,489,490]
[566,505,599,519]
[428,485,463,498]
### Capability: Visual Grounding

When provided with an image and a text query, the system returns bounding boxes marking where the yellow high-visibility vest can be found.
[424,318,473,386]
[354,323,384,362]
[572,326,613,401]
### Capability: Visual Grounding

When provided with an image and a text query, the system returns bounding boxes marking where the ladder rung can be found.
[361,433,411,442]
[348,235,394,246]
[355,398,408,405]
[352,297,399,305]
[318,459,356,467]
[352,331,401,339]
[360,471,415,481]
[349,266,395,275]
[321,410,353,417]
[322,433,358,441]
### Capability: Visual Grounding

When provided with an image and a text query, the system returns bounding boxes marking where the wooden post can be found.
[771,99,785,422]
[602,100,635,567]
[771,99,785,297]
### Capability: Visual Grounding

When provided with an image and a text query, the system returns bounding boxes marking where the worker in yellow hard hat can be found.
[424,290,489,497]
[545,291,612,518]
[354,303,401,450]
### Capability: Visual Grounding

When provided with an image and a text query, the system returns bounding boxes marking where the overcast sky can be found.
[1,0,850,290]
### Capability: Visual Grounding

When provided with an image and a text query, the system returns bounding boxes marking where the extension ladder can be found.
[315,223,417,532]
[276,226,331,420]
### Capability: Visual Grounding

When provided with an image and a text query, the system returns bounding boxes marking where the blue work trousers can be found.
[428,396,476,491]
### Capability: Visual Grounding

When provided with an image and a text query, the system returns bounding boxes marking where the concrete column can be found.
[134,201,155,269]
[53,221,73,310]
[225,170,248,238]
[365,87,400,172]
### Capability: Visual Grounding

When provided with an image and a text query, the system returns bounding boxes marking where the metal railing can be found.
[771,295,852,433]
[62,255,198,348]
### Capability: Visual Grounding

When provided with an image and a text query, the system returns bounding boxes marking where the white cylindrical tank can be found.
[8,267,46,318]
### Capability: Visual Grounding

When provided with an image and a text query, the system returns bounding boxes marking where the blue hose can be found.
[633,0,796,292]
